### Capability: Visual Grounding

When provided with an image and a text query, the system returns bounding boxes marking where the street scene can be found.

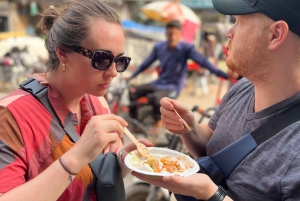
[2,0,300,201]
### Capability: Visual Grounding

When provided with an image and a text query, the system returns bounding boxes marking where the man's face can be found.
[226,13,270,81]
[166,27,181,49]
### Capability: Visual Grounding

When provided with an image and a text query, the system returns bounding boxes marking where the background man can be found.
[127,20,228,131]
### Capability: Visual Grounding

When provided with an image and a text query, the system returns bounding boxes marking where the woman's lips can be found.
[98,83,110,89]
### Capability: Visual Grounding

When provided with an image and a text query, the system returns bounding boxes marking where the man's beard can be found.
[225,39,267,81]
[225,40,239,73]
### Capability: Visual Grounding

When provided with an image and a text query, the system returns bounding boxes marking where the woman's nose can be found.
[105,62,118,77]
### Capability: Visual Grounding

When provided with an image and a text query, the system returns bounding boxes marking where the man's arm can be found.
[189,47,228,79]
[180,123,213,158]
[129,45,158,80]
[159,98,213,158]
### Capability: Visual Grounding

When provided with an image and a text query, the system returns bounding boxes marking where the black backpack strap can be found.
[251,101,300,145]
[20,78,80,143]
[20,78,99,173]
[200,100,300,184]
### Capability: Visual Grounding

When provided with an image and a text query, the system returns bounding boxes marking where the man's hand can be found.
[160,98,196,135]
[131,172,218,200]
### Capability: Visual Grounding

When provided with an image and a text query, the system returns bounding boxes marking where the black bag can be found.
[20,78,125,201]
[174,100,300,201]
[90,152,125,201]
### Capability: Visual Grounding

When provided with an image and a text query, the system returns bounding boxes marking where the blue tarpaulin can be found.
[181,0,214,9]
[122,20,166,41]
[122,20,165,33]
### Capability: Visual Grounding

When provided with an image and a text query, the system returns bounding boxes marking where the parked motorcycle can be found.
[0,46,46,92]
[106,77,179,139]
[0,56,15,85]
[106,78,160,138]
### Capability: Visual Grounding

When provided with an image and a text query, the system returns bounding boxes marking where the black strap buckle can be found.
[19,78,48,100]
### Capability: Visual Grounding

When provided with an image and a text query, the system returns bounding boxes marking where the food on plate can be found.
[129,150,194,174]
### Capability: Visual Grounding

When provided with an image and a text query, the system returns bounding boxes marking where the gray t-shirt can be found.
[208,78,300,201]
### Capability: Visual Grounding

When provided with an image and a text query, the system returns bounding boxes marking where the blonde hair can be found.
[37,0,121,71]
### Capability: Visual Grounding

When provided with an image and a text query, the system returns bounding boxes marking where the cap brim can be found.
[212,0,259,15]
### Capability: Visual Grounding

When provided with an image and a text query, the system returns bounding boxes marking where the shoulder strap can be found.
[19,78,80,142]
[209,98,300,180]
[251,101,300,144]
[19,78,102,175]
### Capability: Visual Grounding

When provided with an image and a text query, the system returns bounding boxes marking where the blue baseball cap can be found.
[212,0,300,36]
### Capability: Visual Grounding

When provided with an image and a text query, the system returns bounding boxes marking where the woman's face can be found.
[65,20,125,97]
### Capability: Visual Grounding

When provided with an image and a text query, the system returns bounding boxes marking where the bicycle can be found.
[125,105,216,201]
[106,77,177,144]
[106,78,153,134]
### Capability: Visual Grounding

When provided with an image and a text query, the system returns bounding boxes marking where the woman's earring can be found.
[62,63,66,72]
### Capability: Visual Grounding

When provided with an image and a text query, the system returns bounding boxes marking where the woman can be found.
[0,1,150,200]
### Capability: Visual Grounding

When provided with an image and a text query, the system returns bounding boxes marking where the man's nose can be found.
[226,26,234,40]
[226,28,233,40]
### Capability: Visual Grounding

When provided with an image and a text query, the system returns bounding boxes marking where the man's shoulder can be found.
[178,41,194,49]
[155,41,167,48]
[222,78,253,101]
[230,78,254,91]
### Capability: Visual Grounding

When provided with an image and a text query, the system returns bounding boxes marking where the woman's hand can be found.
[65,114,128,172]
[131,172,219,200]
[160,98,196,135]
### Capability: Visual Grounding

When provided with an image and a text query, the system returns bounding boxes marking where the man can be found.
[127,20,228,129]
[132,0,300,200]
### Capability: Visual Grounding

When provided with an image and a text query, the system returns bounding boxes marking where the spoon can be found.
[124,127,150,157]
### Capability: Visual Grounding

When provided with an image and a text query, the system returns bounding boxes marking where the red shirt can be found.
[0,77,121,200]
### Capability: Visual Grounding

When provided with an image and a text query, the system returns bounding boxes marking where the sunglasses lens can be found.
[92,52,113,70]
[115,57,131,72]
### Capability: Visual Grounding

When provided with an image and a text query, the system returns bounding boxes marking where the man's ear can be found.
[55,47,68,65]
[268,21,289,50]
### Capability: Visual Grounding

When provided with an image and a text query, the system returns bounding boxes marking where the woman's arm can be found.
[110,139,131,178]
[0,153,81,201]
[0,113,127,200]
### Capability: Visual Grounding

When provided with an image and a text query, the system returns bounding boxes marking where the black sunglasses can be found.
[72,45,131,72]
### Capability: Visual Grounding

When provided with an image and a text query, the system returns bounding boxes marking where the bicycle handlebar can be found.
[192,105,213,118]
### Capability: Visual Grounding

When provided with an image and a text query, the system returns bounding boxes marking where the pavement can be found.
[0,75,231,201]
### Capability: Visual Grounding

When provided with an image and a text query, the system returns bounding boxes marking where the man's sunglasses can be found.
[72,45,131,72]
